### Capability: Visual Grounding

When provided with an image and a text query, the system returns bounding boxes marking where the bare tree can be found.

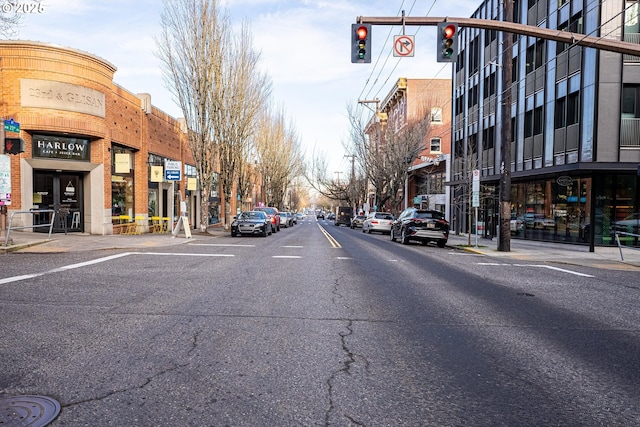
[0,1,43,38]
[217,21,270,227]
[157,0,227,232]
[346,103,430,215]
[305,147,365,208]
[255,107,303,208]
[157,0,269,231]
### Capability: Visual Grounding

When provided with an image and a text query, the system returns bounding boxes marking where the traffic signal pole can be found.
[497,0,513,252]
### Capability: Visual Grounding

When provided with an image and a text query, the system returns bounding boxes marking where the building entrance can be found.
[33,171,83,233]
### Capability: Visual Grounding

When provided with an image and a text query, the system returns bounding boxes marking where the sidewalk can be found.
[0,227,228,254]
[446,233,640,270]
[2,228,639,270]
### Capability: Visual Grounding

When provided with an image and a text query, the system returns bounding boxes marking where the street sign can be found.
[4,119,20,133]
[165,170,181,181]
[472,169,480,208]
[393,35,415,57]
[165,160,182,181]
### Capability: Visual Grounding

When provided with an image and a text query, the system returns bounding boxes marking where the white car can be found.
[362,212,394,234]
[510,215,524,235]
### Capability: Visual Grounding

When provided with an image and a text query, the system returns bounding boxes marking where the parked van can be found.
[335,206,354,226]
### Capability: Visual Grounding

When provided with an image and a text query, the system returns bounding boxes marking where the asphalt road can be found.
[1,217,640,426]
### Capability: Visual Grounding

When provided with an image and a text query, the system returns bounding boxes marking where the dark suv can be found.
[390,208,449,248]
[254,207,281,232]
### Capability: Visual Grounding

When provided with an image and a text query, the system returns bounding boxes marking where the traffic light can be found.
[351,23,371,63]
[4,138,25,155]
[437,22,458,63]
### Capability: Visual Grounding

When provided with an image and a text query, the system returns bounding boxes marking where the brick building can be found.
[0,41,201,235]
[366,77,452,214]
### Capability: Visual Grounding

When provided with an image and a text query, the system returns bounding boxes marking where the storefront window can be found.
[510,177,592,244]
[595,174,639,246]
[111,146,135,221]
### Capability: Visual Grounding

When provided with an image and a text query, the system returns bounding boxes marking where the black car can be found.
[390,208,449,248]
[231,211,272,237]
[316,211,325,219]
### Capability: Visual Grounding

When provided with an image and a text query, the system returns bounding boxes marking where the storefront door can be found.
[33,171,83,233]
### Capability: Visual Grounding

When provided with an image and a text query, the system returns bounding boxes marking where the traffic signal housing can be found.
[437,22,458,63]
[4,138,25,155]
[351,23,371,63]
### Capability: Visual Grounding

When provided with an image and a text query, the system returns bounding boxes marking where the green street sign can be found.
[4,119,20,133]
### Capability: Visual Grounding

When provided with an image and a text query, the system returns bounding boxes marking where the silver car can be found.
[362,212,394,234]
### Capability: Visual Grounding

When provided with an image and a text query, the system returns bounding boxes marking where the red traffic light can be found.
[356,25,368,40]
[442,24,456,39]
[437,22,458,62]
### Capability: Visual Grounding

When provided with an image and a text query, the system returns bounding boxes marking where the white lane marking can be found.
[0,273,45,285]
[476,262,594,277]
[514,264,595,278]
[189,243,255,247]
[273,255,302,259]
[137,252,234,257]
[0,252,234,285]
[283,245,304,248]
[336,257,353,260]
[56,252,131,270]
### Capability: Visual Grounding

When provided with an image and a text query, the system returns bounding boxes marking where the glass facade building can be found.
[450,0,640,247]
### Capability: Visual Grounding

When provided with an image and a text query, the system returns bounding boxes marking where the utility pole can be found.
[345,154,357,213]
[344,154,356,182]
[334,171,343,183]
[498,0,513,252]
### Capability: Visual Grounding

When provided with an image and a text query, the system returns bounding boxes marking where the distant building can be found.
[450,0,640,247]
[366,77,453,215]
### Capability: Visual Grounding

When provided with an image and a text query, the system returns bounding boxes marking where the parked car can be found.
[296,212,304,222]
[511,214,524,235]
[612,212,640,235]
[327,212,336,221]
[524,213,555,229]
[362,212,394,234]
[390,208,449,248]
[350,215,367,229]
[254,206,281,232]
[280,211,294,228]
[230,211,272,237]
[334,206,353,226]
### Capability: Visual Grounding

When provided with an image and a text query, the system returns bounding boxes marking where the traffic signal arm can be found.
[355,16,640,57]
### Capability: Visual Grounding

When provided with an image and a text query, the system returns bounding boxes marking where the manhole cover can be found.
[0,395,60,427]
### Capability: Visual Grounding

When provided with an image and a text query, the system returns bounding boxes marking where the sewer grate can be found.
[0,395,60,427]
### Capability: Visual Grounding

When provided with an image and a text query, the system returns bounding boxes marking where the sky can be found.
[13,0,481,173]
